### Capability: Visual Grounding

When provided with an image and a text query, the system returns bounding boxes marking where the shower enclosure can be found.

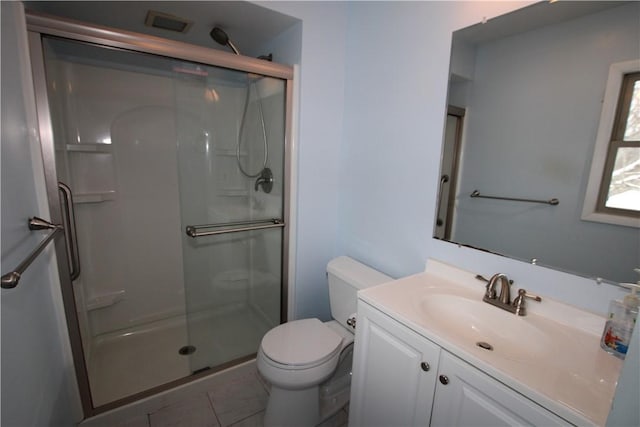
[27,13,292,415]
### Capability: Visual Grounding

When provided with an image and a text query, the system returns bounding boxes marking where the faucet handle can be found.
[512,289,542,316]
[475,275,493,298]
[517,289,542,302]
[476,275,497,299]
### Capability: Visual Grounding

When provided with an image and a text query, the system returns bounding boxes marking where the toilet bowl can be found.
[257,256,391,427]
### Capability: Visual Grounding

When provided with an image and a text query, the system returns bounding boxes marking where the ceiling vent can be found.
[145,10,193,33]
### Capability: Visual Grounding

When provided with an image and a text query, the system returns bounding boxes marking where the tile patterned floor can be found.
[110,363,349,427]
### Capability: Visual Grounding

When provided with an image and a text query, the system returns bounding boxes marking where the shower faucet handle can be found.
[254,168,273,193]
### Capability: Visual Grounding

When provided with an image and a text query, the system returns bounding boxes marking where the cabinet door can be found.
[349,302,440,427]
[431,351,570,427]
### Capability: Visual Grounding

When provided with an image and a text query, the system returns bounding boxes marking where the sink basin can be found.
[417,292,550,361]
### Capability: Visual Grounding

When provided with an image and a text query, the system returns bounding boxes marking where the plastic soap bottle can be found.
[601,269,640,359]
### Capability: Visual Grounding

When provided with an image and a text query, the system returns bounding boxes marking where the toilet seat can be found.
[261,318,343,369]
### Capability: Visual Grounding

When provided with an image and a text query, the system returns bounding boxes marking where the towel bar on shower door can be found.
[185,218,285,238]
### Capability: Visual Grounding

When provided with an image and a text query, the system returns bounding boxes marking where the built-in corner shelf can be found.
[74,191,116,204]
[86,290,125,311]
[215,148,247,157]
[218,189,249,197]
[66,143,113,153]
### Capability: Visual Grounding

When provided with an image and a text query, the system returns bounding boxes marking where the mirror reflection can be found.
[435,1,640,284]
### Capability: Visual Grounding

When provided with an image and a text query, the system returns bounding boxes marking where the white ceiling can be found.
[24,1,300,57]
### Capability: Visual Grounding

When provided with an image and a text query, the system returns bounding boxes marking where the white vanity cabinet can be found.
[431,351,570,426]
[349,301,441,427]
[350,301,571,427]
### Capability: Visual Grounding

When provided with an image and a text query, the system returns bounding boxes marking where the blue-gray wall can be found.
[1,2,79,426]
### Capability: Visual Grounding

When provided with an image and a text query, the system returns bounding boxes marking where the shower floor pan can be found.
[88,304,272,407]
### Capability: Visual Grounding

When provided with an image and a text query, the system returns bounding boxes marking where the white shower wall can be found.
[46,52,284,351]
[48,60,187,337]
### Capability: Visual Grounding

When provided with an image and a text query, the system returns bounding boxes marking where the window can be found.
[598,72,640,214]
[583,61,640,227]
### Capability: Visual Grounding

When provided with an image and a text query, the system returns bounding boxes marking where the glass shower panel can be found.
[42,38,192,406]
[40,36,285,407]
[172,62,285,373]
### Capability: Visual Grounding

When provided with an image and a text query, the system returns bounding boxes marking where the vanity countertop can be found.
[358,259,624,427]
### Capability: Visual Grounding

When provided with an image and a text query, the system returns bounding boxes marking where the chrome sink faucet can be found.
[485,273,511,304]
[477,273,541,316]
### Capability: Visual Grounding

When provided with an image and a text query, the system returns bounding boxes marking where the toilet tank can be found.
[327,256,391,330]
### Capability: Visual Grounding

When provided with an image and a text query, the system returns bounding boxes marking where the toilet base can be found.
[263,385,319,427]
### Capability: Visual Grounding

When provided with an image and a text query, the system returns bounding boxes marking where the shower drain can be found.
[179,345,196,355]
[476,341,493,351]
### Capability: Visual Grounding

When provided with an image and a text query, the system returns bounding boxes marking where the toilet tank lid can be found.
[327,256,391,290]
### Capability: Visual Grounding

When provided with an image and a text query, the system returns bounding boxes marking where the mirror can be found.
[435,1,639,284]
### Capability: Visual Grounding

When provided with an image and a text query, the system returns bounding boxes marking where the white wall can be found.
[453,4,639,284]
[257,1,349,320]
[1,2,79,425]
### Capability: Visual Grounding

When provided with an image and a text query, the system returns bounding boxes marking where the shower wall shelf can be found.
[86,290,126,311]
[74,191,116,204]
[215,148,248,157]
[66,143,113,153]
[219,189,249,197]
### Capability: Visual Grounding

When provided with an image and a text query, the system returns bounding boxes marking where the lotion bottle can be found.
[601,270,640,359]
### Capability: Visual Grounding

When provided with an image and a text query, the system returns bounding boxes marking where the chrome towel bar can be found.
[470,190,559,206]
[186,218,284,238]
[1,217,63,289]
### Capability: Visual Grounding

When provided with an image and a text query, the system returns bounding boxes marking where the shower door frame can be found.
[26,11,294,418]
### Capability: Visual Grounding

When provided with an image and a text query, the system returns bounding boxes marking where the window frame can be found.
[582,60,640,228]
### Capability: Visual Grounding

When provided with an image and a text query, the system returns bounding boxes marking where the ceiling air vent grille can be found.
[145,11,193,33]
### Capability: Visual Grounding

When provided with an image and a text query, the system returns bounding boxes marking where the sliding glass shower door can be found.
[35,32,288,410]
[172,61,286,374]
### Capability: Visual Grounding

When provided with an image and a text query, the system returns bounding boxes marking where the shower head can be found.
[210,27,240,55]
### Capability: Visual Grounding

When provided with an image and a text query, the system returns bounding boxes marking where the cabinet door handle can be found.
[439,375,449,385]
[420,362,430,372]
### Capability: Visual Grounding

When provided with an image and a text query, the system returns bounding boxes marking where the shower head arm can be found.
[210,27,241,55]
[226,40,240,56]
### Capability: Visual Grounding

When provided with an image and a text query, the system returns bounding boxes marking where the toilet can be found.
[257,256,391,427]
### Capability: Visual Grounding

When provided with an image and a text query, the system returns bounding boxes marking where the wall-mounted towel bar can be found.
[186,218,284,238]
[470,190,559,206]
[1,217,63,289]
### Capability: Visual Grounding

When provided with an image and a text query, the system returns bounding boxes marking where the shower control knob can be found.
[346,316,357,329]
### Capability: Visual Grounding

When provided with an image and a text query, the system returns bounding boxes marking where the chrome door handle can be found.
[435,174,449,228]
[58,182,81,280]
